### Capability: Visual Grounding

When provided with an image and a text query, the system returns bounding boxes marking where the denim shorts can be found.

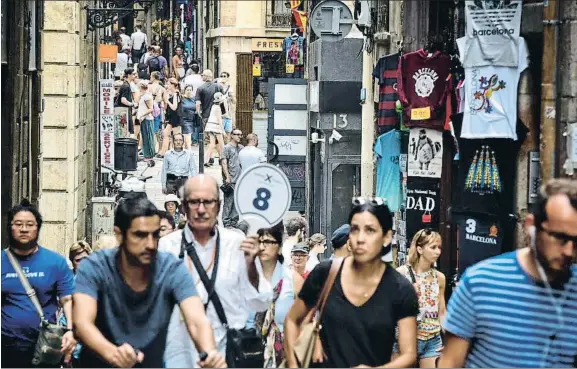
[223,117,233,133]
[392,333,442,359]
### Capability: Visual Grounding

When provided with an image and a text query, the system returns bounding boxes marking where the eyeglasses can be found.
[185,198,219,209]
[540,227,577,246]
[259,239,278,247]
[11,222,38,229]
[352,197,386,206]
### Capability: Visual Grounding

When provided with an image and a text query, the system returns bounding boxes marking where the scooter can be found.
[101,165,153,206]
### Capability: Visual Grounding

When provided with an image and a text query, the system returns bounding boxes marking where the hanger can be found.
[396,40,404,55]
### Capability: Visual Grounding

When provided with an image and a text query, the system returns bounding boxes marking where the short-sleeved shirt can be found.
[196,82,224,120]
[443,251,577,368]
[374,129,401,212]
[298,260,419,367]
[74,249,198,368]
[115,81,133,107]
[238,146,266,172]
[1,247,75,351]
[222,143,244,184]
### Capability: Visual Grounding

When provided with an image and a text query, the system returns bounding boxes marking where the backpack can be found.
[152,100,161,117]
[137,63,149,79]
[148,56,161,72]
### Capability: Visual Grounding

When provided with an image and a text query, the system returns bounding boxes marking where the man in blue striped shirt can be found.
[439,178,577,368]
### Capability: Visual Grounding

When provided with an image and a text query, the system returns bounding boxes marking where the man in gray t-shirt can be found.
[195,69,224,122]
[73,198,225,368]
[221,129,244,221]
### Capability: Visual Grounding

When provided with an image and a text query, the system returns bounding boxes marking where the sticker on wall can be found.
[407,128,443,178]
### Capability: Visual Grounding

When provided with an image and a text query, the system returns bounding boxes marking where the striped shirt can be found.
[373,53,400,127]
[443,251,577,368]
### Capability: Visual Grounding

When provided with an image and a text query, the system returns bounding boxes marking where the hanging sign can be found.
[407,128,443,178]
[252,63,262,77]
[98,44,118,63]
[99,79,115,172]
[235,163,292,233]
[286,64,295,74]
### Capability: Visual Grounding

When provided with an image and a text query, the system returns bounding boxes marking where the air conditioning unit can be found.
[355,0,372,29]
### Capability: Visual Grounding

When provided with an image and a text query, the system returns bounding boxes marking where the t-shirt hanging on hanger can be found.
[457,37,529,140]
[463,0,523,68]
[374,130,402,212]
[397,49,452,129]
[452,112,528,217]
[407,127,443,178]
[455,214,504,274]
[373,53,401,129]
[405,177,441,242]
[283,35,305,66]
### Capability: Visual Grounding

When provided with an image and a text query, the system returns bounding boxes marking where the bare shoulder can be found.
[436,270,446,285]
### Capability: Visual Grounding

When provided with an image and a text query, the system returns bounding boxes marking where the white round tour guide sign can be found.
[234,163,292,232]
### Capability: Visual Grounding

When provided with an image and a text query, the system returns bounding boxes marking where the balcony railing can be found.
[266,13,291,29]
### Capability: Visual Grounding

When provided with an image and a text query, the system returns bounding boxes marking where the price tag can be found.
[286,64,295,73]
[234,163,292,233]
[411,106,431,120]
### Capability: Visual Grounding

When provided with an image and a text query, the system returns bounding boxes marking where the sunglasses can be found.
[352,197,386,206]
[232,132,242,136]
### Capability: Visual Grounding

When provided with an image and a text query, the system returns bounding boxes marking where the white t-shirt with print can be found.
[457,36,529,140]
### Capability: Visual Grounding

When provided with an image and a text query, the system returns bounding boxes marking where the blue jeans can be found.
[393,333,442,359]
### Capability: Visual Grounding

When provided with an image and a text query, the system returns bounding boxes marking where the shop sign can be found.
[91,197,115,245]
[252,63,262,77]
[99,79,115,172]
[251,38,283,52]
[286,64,295,74]
[98,44,118,63]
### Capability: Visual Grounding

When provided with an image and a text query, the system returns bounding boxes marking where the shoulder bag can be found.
[5,249,69,366]
[182,232,265,368]
[280,257,344,368]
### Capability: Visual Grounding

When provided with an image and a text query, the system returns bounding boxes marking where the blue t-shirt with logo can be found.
[1,247,75,350]
[374,129,402,211]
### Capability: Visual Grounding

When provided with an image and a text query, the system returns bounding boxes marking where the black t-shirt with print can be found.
[298,260,418,368]
[452,112,528,216]
[455,215,504,273]
[405,177,441,242]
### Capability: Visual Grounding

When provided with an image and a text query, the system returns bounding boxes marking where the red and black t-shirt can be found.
[398,49,451,129]
[373,53,400,128]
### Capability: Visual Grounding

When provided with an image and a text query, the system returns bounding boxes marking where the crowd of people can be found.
[2,175,576,368]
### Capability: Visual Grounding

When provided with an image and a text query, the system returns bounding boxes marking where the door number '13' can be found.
[253,188,272,211]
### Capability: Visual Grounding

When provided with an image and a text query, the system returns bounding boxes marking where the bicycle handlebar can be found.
[101,165,125,175]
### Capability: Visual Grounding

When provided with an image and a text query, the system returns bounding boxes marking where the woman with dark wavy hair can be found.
[284,198,419,368]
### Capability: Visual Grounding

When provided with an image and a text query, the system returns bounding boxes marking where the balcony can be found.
[266,13,291,29]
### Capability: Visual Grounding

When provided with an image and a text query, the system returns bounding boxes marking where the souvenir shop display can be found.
[456,37,530,140]
[397,46,451,129]
[374,130,402,212]
[373,52,401,133]
[455,214,504,273]
[407,128,443,178]
[404,178,441,242]
[283,32,305,77]
[462,0,523,68]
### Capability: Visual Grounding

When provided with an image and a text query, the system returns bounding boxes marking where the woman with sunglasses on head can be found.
[392,229,446,368]
[252,222,304,368]
[284,197,419,368]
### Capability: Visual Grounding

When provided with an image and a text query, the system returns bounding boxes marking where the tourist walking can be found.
[221,128,243,220]
[284,198,419,368]
[158,78,182,157]
[137,80,156,166]
[393,229,446,368]
[203,92,226,167]
[181,84,199,148]
[161,133,198,195]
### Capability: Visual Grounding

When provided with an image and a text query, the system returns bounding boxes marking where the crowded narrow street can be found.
[2,0,577,368]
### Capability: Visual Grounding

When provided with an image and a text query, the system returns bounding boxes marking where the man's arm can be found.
[437,333,470,368]
[188,151,198,177]
[73,293,118,357]
[179,296,217,353]
[161,153,169,193]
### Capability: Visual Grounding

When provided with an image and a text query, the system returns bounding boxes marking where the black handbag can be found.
[220,182,234,196]
[5,250,68,366]
[182,232,265,368]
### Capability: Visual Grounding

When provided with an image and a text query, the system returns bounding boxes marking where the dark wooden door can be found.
[235,53,253,135]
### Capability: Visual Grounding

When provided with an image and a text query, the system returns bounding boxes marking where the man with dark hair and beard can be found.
[439,178,577,368]
[72,198,225,368]
[1,199,77,368]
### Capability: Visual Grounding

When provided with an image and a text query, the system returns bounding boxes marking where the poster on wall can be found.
[408,128,443,178]
[99,79,115,172]
[114,107,129,138]
[405,178,440,242]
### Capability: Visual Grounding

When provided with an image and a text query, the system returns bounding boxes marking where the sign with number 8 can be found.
[234,163,292,232]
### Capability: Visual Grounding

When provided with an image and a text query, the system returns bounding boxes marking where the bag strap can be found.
[181,230,229,327]
[5,249,45,321]
[315,257,345,320]
[407,265,417,284]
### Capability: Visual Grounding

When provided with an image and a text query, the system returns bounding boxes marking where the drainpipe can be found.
[540,0,560,182]
[360,47,375,197]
